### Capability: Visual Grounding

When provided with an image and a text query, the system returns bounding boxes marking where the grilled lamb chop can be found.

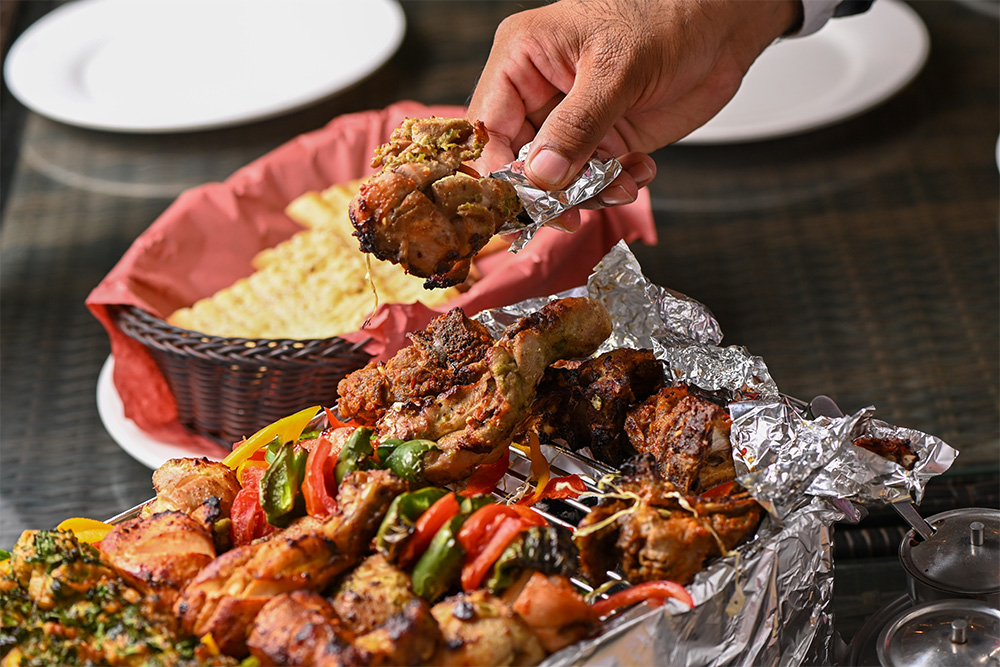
[576,454,763,587]
[517,348,665,466]
[349,117,522,288]
[337,297,613,486]
[624,384,735,494]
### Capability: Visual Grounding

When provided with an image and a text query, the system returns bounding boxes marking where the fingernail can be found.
[527,148,572,188]
[598,185,636,207]
[632,162,656,186]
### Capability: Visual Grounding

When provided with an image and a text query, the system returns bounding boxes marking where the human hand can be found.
[468,0,801,230]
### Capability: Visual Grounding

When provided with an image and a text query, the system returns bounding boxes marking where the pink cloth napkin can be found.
[86,100,657,448]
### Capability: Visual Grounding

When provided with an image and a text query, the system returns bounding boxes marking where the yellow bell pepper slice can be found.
[222,405,321,469]
[56,517,114,544]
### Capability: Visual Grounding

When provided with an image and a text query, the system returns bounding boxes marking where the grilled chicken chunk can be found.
[247,591,355,666]
[349,117,522,288]
[518,348,665,466]
[337,307,496,425]
[624,384,735,494]
[339,297,613,485]
[576,454,763,587]
[100,510,216,607]
[430,590,547,667]
[141,457,241,550]
[247,555,441,667]
[175,470,406,657]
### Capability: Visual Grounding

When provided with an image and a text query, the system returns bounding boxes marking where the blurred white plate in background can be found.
[680,0,930,144]
[5,0,406,133]
[97,356,228,469]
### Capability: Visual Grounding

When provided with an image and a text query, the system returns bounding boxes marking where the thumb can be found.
[525,77,624,190]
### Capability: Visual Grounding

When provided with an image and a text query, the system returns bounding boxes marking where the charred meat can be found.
[624,384,735,494]
[429,589,547,667]
[349,117,522,288]
[576,454,763,587]
[517,348,665,466]
[337,307,496,425]
[337,297,613,485]
[175,470,406,657]
[853,435,918,470]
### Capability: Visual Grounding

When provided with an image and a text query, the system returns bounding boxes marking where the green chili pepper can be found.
[259,441,309,528]
[486,526,579,594]
[411,515,466,602]
[0,549,9,561]
[382,439,438,484]
[375,487,450,561]
[335,427,374,483]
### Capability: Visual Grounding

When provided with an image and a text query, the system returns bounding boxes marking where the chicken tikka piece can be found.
[349,117,523,288]
[337,296,613,486]
[575,454,763,588]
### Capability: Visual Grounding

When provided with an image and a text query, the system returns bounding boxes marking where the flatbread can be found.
[166,181,461,339]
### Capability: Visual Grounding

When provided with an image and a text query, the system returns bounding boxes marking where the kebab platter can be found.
[2,118,957,667]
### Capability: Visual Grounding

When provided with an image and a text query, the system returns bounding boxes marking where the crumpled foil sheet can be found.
[476,241,958,667]
[491,142,622,252]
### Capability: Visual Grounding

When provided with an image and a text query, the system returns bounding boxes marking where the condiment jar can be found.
[898,507,999,605]
[876,599,1000,667]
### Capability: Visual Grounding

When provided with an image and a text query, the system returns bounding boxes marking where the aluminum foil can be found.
[490,142,622,252]
[475,241,958,667]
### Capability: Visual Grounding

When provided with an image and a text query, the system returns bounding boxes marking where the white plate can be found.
[97,356,229,469]
[5,0,406,133]
[680,0,929,144]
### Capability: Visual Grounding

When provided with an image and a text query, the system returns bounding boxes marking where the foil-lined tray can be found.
[109,242,957,666]
[476,241,957,666]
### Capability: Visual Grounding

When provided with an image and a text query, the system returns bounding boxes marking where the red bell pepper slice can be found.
[460,449,510,497]
[589,580,694,618]
[699,480,735,498]
[301,434,341,519]
[399,491,461,567]
[230,465,278,547]
[457,503,547,591]
[517,474,588,505]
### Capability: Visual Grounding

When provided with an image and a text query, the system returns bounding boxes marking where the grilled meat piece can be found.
[506,572,596,654]
[331,554,441,664]
[519,348,665,466]
[349,117,522,288]
[248,591,354,666]
[430,589,547,666]
[624,384,735,494]
[247,555,441,667]
[175,470,406,657]
[337,307,496,425]
[100,510,216,607]
[142,457,241,519]
[853,435,918,470]
[349,297,612,485]
[576,454,763,587]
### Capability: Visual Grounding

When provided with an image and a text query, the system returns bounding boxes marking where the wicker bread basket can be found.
[112,305,372,446]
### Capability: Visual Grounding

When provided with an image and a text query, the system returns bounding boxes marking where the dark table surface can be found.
[1,0,997,661]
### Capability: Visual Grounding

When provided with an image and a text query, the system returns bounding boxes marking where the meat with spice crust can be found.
[624,384,735,494]
[175,470,406,657]
[516,348,665,466]
[337,307,495,426]
[337,297,613,486]
[576,454,763,587]
[349,117,522,288]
